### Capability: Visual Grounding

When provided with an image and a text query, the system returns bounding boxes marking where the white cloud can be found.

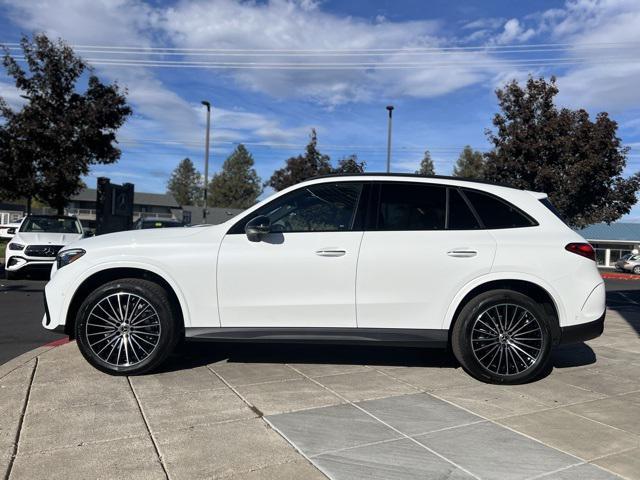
[492,19,536,45]
[0,80,24,110]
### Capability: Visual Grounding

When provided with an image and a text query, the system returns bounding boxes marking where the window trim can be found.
[367,181,537,232]
[226,181,370,235]
[459,187,539,230]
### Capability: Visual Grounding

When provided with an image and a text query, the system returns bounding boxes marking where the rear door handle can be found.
[315,249,347,257]
[447,249,478,258]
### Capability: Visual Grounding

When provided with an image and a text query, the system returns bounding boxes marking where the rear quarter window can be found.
[462,189,537,229]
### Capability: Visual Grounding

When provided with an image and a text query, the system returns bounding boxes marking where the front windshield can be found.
[20,216,82,234]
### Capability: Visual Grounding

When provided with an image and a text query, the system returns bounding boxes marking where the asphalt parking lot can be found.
[1,271,639,479]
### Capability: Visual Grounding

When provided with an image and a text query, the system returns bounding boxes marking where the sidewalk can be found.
[1,308,639,480]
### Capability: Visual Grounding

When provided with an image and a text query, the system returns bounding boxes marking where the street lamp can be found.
[386,105,394,173]
[201,100,211,223]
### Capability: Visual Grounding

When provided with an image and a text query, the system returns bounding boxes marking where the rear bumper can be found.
[560,310,605,344]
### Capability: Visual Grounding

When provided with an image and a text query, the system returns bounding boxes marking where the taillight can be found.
[565,243,596,261]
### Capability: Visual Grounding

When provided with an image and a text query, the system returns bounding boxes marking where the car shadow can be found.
[158,342,461,374]
[156,340,597,381]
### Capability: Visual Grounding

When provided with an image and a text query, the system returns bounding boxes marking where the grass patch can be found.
[0,240,6,260]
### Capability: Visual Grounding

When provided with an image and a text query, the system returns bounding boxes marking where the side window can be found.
[447,188,480,230]
[236,182,363,233]
[377,183,446,231]
[462,189,536,229]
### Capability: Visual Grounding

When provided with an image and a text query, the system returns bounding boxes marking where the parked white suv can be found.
[5,215,84,280]
[42,175,605,384]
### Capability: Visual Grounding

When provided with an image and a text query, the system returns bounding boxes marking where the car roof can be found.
[310,172,522,189]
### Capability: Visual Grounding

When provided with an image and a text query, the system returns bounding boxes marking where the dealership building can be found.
[574,222,640,267]
[0,188,243,231]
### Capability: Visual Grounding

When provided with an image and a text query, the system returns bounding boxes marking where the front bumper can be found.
[5,254,55,272]
[560,310,605,344]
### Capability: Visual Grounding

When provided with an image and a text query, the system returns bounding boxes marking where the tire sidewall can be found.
[75,279,176,375]
[452,289,552,384]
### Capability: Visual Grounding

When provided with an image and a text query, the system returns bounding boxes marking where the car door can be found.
[217,181,367,328]
[356,182,497,330]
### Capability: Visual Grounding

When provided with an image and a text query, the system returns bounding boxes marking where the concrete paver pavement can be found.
[0,307,638,479]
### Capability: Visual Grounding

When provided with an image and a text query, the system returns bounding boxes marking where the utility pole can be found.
[386,105,394,173]
[201,100,211,223]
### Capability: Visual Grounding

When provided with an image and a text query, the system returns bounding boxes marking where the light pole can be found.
[201,100,211,223]
[386,105,394,173]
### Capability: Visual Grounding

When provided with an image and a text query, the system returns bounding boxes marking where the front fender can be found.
[44,258,192,331]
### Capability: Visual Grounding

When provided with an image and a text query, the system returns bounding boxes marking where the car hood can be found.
[13,232,84,245]
[68,224,227,251]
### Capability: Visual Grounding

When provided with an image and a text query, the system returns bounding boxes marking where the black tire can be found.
[633,266,640,275]
[75,278,180,375]
[452,289,552,384]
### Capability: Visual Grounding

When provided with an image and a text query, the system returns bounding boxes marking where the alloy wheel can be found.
[470,303,543,376]
[85,292,161,367]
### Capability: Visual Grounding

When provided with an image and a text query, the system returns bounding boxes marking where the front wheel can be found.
[633,266,640,275]
[452,289,552,384]
[75,278,180,375]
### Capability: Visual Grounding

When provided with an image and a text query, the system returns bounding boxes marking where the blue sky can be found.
[1,0,639,220]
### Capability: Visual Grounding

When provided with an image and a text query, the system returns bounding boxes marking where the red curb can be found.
[44,337,71,347]
[601,272,640,280]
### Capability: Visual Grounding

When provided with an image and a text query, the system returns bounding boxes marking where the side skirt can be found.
[185,327,449,348]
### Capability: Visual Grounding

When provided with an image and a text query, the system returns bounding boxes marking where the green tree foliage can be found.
[167,158,202,206]
[484,76,639,227]
[266,129,332,191]
[333,154,366,174]
[453,146,485,179]
[209,144,262,208]
[415,150,435,175]
[0,34,131,214]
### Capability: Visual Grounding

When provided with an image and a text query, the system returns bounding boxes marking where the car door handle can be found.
[315,249,347,257]
[447,249,478,258]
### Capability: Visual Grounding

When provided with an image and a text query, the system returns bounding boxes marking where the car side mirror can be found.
[7,228,15,235]
[84,231,94,238]
[245,215,271,242]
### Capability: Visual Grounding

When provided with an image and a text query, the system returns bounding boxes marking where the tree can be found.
[0,34,131,214]
[415,150,435,175]
[167,158,202,206]
[333,154,365,174]
[484,76,639,227]
[209,144,262,208]
[453,146,485,179]
[266,129,332,191]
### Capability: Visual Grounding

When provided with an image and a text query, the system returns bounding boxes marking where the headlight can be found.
[56,249,86,269]
[8,243,25,250]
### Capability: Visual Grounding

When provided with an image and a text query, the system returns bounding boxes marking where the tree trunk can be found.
[26,196,32,215]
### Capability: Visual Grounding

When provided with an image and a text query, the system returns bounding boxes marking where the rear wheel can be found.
[452,289,552,384]
[75,278,180,375]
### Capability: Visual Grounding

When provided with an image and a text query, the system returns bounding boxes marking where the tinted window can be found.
[463,189,535,229]
[378,183,446,230]
[447,188,480,230]
[251,182,363,232]
[20,216,81,234]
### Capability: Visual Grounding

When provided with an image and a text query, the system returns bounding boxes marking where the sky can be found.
[1,0,640,220]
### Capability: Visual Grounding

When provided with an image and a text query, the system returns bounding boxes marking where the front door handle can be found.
[447,249,478,258]
[315,249,347,257]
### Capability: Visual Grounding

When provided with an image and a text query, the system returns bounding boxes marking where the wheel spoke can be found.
[471,303,543,377]
[85,292,161,368]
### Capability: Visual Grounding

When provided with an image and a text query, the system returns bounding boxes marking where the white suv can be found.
[42,175,605,384]
[5,215,84,280]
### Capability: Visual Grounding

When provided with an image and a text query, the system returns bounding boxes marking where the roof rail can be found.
[308,172,523,190]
